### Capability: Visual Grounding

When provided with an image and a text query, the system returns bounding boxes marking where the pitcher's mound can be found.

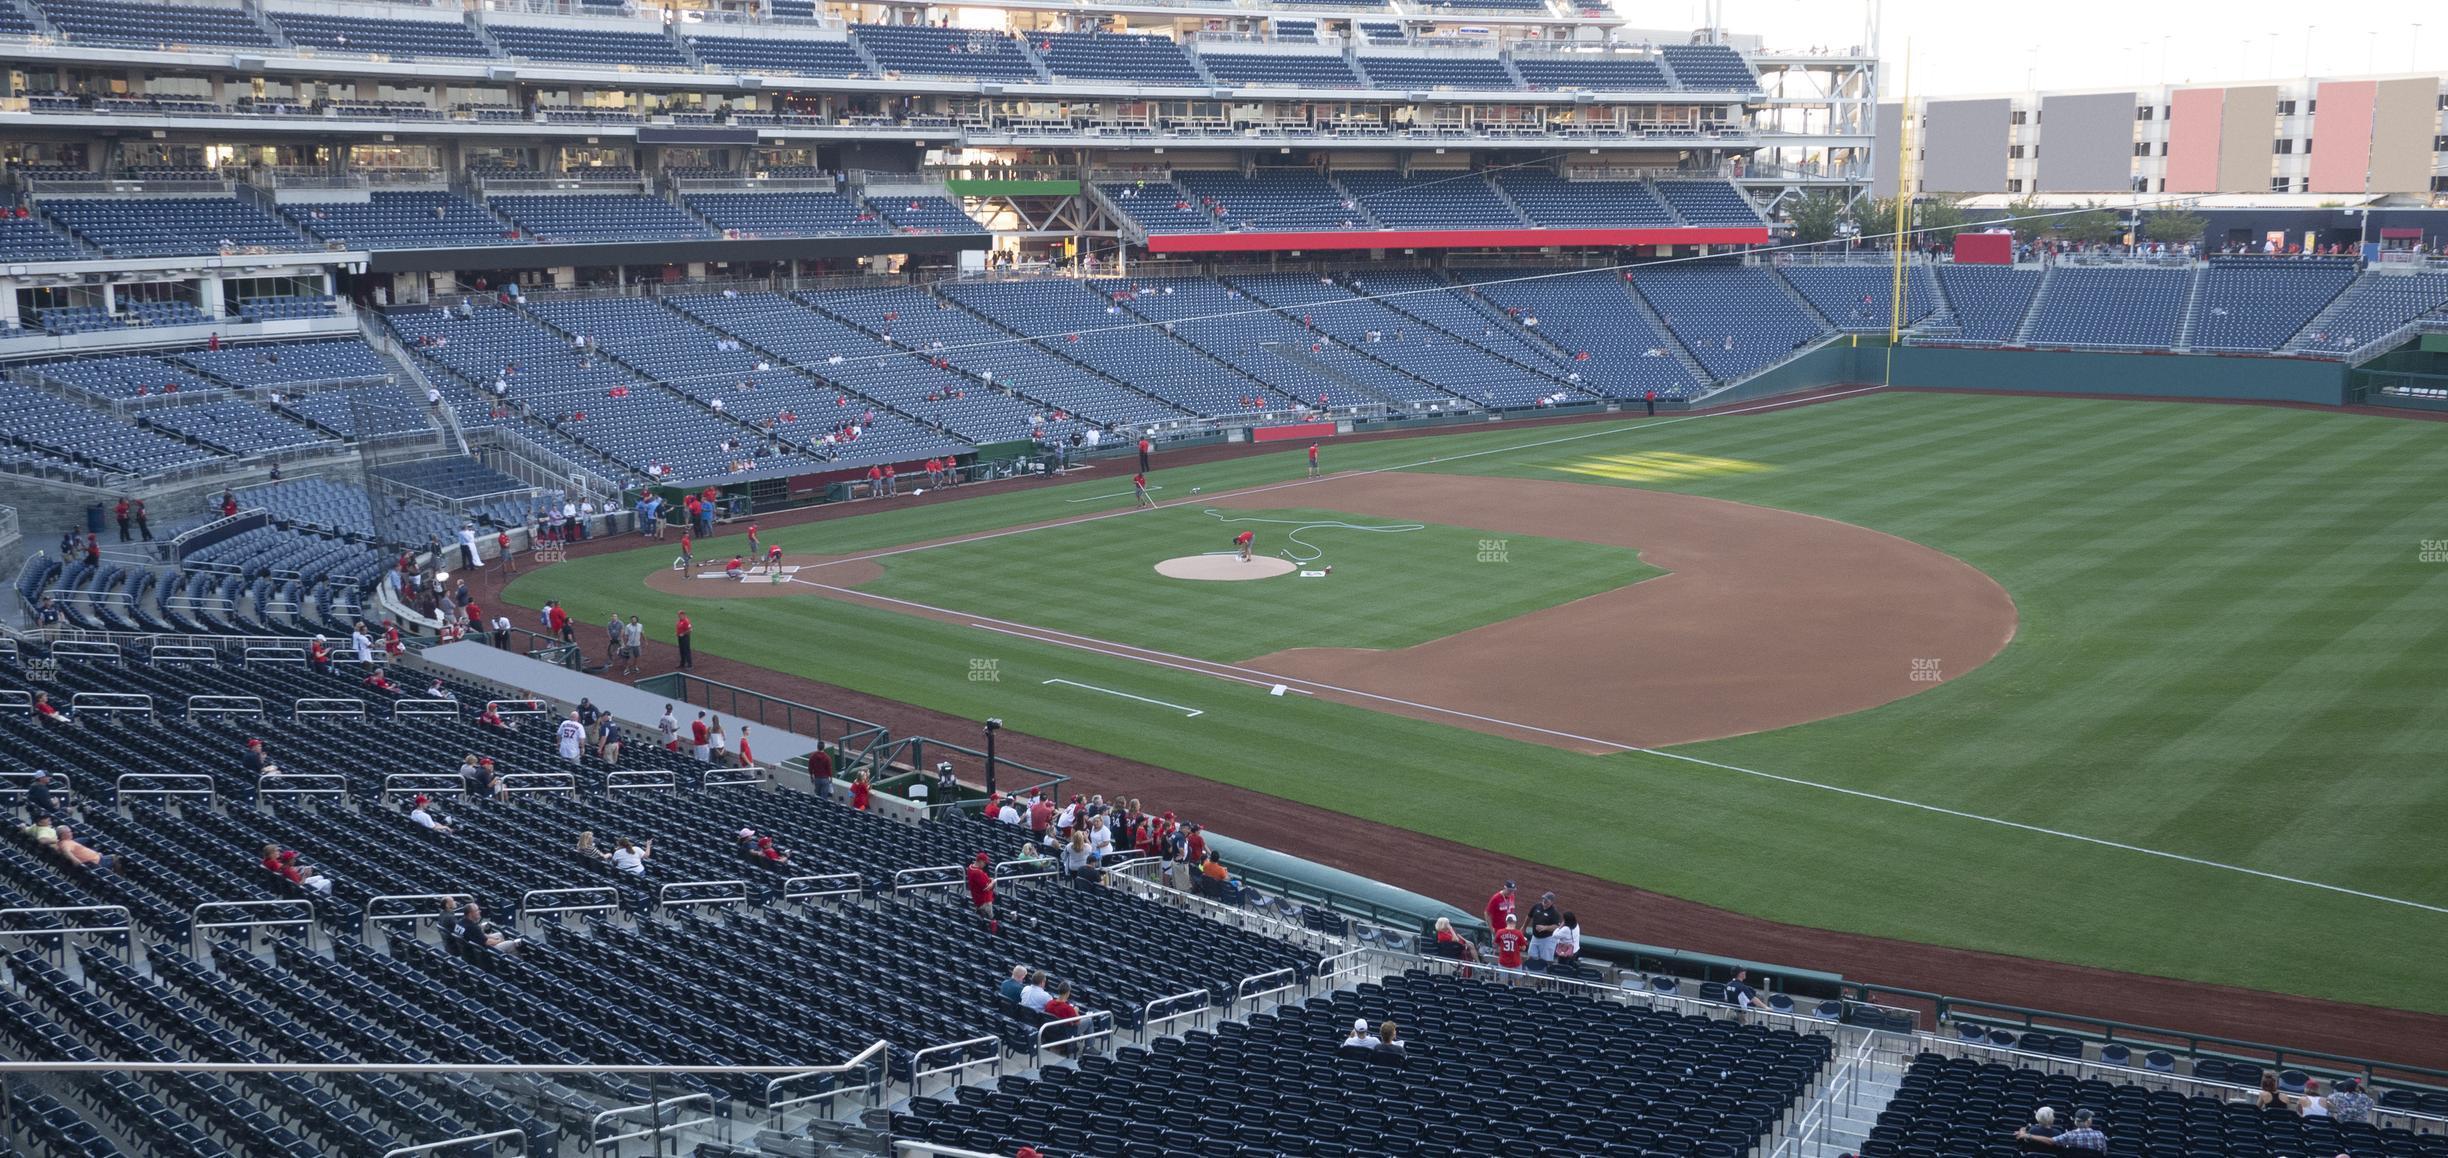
[1156,554,1295,581]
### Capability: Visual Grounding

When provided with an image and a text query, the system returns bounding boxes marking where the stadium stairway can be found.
[1770,268,1839,331]
[1615,278,1717,386]
[2010,266,2056,344]
[2172,262,2209,352]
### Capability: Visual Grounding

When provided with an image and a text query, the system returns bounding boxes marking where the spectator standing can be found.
[1525,891,1561,966]
[1492,914,1529,975]
[708,718,729,766]
[674,610,693,669]
[1553,912,1582,968]
[690,712,711,762]
[555,711,585,763]
[849,771,871,811]
[113,498,130,542]
[603,613,623,667]
[657,704,680,752]
[133,499,151,541]
[621,616,644,676]
[965,851,999,933]
[809,745,835,800]
[1485,880,1518,935]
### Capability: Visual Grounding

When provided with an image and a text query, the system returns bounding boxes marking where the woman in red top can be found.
[1041,985,1081,1054]
[848,771,870,811]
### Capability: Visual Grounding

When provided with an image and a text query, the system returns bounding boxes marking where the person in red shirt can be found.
[674,611,693,669]
[848,770,870,811]
[1493,914,1529,976]
[383,621,403,658]
[1182,823,1206,866]
[964,851,998,933]
[677,530,693,572]
[1040,984,1081,1054]
[546,601,571,642]
[924,457,943,487]
[1137,436,1151,474]
[498,529,514,574]
[736,725,754,769]
[1486,880,1518,935]
[83,534,100,566]
[746,523,761,556]
[1026,793,1055,837]
[809,745,835,800]
[865,464,884,495]
[1307,442,1320,479]
[724,554,745,580]
[764,543,783,572]
[308,635,332,674]
[883,464,897,494]
[1132,472,1153,509]
[1233,529,1255,562]
[220,491,238,518]
[689,713,710,758]
[113,499,130,542]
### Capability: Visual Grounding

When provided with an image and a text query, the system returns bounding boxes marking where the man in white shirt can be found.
[657,704,679,751]
[408,795,452,835]
[555,711,585,763]
[350,626,374,664]
[457,523,483,569]
[996,798,1024,825]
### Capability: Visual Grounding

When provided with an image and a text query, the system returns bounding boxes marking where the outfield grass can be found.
[512,393,2448,1013]
[858,507,1657,660]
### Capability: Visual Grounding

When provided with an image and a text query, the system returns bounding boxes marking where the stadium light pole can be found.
[983,718,1002,797]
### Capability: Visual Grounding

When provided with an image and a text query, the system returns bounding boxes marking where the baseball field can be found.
[506,389,2448,1018]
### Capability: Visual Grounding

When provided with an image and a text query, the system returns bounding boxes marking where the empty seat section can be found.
[1035,32,1203,84]
[1513,52,1671,90]
[684,34,868,75]
[173,339,391,389]
[1335,170,1521,228]
[1237,274,1564,406]
[1654,180,1764,227]
[485,22,689,68]
[488,194,713,243]
[870,195,985,235]
[284,191,518,250]
[2188,258,2358,352]
[943,278,1289,417]
[2289,272,2448,353]
[42,197,310,258]
[854,23,1042,81]
[35,0,275,47]
[803,287,1187,430]
[142,400,336,455]
[1780,263,1940,331]
[1098,181,1218,234]
[686,191,888,237]
[1936,265,2043,342]
[0,215,84,261]
[1102,277,1405,410]
[1458,269,1703,398]
[0,382,223,474]
[2024,266,2189,348]
[1355,55,1515,89]
[1630,263,1828,380]
[1196,52,1363,87]
[1661,43,1760,90]
[1495,172,1678,227]
[267,10,493,57]
[1174,171,1362,232]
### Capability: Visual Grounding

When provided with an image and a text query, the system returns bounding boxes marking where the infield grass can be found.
[513,391,2448,1014]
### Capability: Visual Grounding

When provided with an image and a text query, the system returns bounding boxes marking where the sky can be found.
[1675,0,2448,96]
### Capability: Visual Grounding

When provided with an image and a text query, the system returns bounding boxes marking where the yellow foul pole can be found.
[1886,44,1912,386]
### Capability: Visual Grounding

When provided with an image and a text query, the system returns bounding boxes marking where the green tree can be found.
[1916,195,1969,243]
[2143,209,2206,247]
[2059,203,2127,246]
[1785,191,1848,244]
[2001,195,2052,240]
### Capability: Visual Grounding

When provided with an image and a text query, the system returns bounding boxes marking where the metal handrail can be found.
[383,1127,524,1158]
[908,1035,1001,1098]
[293,697,366,720]
[381,774,466,800]
[361,893,472,941]
[1317,948,1368,989]
[701,768,765,790]
[185,694,263,719]
[257,772,347,802]
[497,772,577,797]
[782,874,863,903]
[51,639,122,661]
[589,1093,712,1152]
[68,692,152,717]
[891,864,965,894]
[188,898,315,955]
[115,773,214,807]
[993,856,1059,884]
[605,769,677,794]
[148,644,219,665]
[765,1039,890,1117]
[516,886,618,925]
[0,905,131,943]
[388,697,459,716]
[1234,966,1298,1008]
[1137,988,1211,1042]
[1035,1010,1113,1058]
[655,879,750,914]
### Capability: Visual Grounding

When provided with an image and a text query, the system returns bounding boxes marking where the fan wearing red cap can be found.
[407,795,453,835]
[965,852,998,934]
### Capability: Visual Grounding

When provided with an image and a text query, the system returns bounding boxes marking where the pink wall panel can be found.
[2308,81,2376,193]
[2165,88,2225,193]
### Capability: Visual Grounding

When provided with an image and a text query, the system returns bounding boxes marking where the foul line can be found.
[1042,678,1203,717]
[1064,484,1163,503]
[791,385,1888,573]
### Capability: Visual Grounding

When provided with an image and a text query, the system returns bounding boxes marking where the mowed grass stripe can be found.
[511,392,2448,1011]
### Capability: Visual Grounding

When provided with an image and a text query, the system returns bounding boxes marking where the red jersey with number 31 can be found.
[1494,929,1529,968]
